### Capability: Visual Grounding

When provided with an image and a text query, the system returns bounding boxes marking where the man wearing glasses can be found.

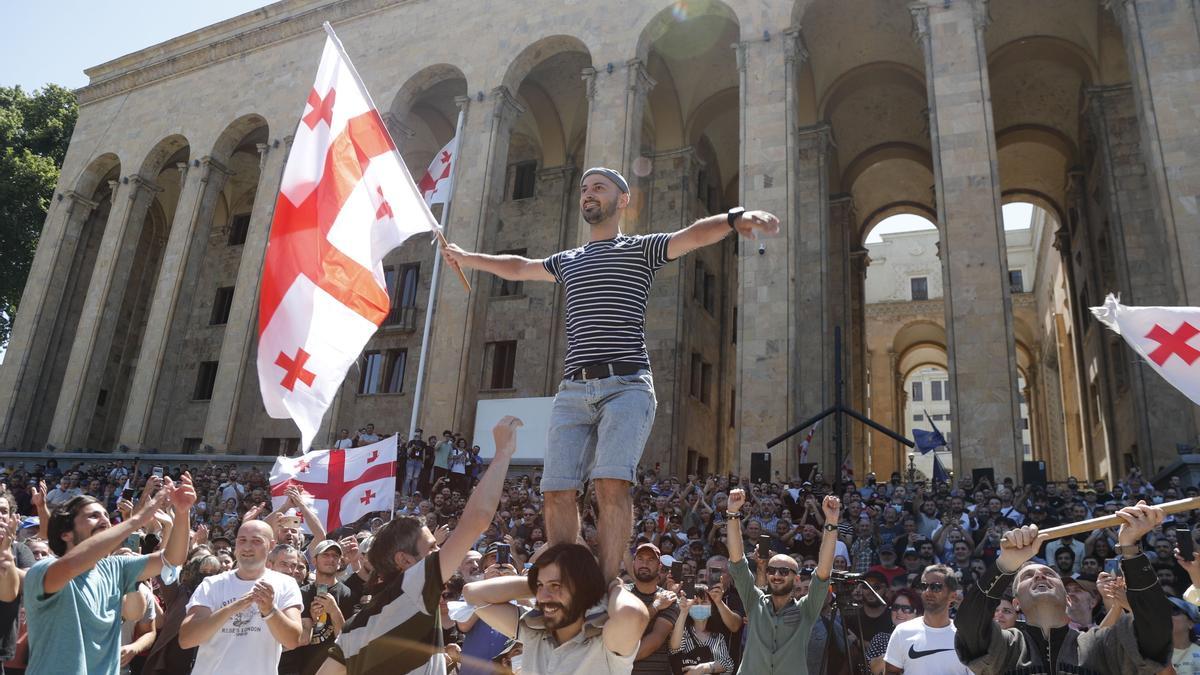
[883,564,969,673]
[725,488,839,674]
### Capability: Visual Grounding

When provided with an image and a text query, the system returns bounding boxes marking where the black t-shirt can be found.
[406,442,426,462]
[628,584,680,675]
[0,541,33,660]
[278,580,355,675]
[844,606,894,645]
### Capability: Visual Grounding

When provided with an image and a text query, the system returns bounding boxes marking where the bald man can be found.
[181,520,304,675]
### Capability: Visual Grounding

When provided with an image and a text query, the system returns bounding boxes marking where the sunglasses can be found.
[766,566,796,576]
[915,582,946,592]
[891,604,917,614]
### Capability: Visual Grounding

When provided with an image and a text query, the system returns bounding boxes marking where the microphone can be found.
[758,240,765,255]
[797,569,865,581]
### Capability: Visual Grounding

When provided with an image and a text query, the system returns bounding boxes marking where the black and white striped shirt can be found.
[543,232,674,376]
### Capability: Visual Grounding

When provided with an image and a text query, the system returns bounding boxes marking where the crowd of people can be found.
[2,436,1200,674]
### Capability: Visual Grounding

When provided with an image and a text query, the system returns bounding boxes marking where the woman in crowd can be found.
[867,588,923,675]
[670,583,735,674]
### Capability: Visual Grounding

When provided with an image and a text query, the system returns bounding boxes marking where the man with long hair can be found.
[442,167,779,581]
[726,487,840,674]
[316,416,524,675]
[463,542,649,672]
[955,500,1172,673]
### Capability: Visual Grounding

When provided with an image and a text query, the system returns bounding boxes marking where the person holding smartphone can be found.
[279,539,353,675]
[669,584,734,674]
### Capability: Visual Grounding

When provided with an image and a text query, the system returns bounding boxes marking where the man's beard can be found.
[634,568,658,583]
[538,601,582,629]
[582,198,616,225]
[769,579,795,597]
[863,593,884,608]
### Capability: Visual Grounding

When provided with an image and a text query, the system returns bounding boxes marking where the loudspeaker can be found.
[1022,460,1047,487]
[751,452,772,484]
[972,468,995,488]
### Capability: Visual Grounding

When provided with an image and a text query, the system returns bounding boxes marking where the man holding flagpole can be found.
[441,167,780,579]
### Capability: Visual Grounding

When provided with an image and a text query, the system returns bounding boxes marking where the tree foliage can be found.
[0,84,77,347]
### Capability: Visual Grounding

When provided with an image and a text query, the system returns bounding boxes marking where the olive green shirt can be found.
[729,557,830,675]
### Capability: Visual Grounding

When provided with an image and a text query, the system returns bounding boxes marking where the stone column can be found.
[1108,0,1200,306]
[418,91,524,435]
[119,157,231,448]
[735,29,807,477]
[0,190,98,448]
[48,175,162,449]
[848,246,870,468]
[911,0,1023,478]
[580,59,655,240]
[202,140,288,451]
[538,164,576,395]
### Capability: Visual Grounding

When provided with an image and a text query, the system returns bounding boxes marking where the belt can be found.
[566,362,645,381]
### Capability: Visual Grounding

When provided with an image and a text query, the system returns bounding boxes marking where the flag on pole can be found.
[418,136,456,205]
[932,454,950,484]
[912,410,948,455]
[798,420,820,463]
[1091,294,1200,406]
[840,452,854,482]
[257,25,440,452]
[269,435,398,531]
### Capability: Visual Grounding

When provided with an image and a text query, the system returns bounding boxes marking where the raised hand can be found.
[728,489,746,513]
[243,501,267,522]
[492,416,524,457]
[733,210,781,239]
[822,495,842,525]
[997,525,1043,573]
[433,523,451,545]
[652,589,677,614]
[439,241,468,274]
[192,523,209,546]
[1114,500,1164,546]
[251,580,276,616]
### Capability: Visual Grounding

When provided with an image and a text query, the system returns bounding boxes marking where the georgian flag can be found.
[257,25,439,452]
[269,435,398,531]
[1091,294,1200,406]
[417,136,456,205]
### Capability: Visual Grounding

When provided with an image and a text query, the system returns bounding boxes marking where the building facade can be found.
[2,0,1199,484]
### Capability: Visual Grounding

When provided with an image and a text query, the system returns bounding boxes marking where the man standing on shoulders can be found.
[316,417,525,675]
[726,487,840,674]
[883,564,969,674]
[955,500,1172,674]
[179,520,304,675]
[463,543,649,673]
[26,475,195,675]
[442,167,780,579]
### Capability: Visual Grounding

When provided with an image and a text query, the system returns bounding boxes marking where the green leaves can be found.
[0,84,78,346]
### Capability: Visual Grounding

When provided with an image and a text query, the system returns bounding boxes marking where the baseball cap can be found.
[659,554,677,568]
[903,547,919,557]
[1170,596,1200,623]
[635,542,661,557]
[581,167,629,193]
[314,539,343,556]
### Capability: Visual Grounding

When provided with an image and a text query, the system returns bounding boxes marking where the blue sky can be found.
[2,2,271,91]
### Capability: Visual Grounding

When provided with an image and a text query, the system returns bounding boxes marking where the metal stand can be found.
[766,326,914,487]
[822,577,874,675]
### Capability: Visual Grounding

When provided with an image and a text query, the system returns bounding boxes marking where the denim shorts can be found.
[541,369,657,493]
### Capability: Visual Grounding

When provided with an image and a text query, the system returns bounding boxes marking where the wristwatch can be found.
[1115,542,1143,558]
[725,511,744,520]
[727,206,745,229]
[823,523,839,532]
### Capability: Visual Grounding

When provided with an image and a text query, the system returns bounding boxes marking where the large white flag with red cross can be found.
[269,435,398,532]
[1092,294,1200,406]
[257,25,439,452]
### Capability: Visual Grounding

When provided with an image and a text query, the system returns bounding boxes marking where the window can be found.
[193,361,218,400]
[1009,269,1024,293]
[182,437,202,454]
[694,260,706,302]
[384,349,408,393]
[228,213,251,245]
[260,438,300,456]
[383,264,420,328]
[511,161,536,200]
[1022,417,1030,430]
[484,341,517,390]
[359,351,384,394]
[732,306,737,344]
[690,353,703,398]
[912,381,924,402]
[730,388,736,428]
[931,380,943,402]
[492,249,527,297]
[701,362,713,405]
[687,448,698,475]
[913,414,923,422]
[911,277,929,301]
[704,273,716,313]
[210,286,234,325]
[97,389,108,407]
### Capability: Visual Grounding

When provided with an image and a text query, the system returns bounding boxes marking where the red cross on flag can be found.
[257,24,439,452]
[1092,294,1200,406]
[269,435,398,532]
[417,136,457,206]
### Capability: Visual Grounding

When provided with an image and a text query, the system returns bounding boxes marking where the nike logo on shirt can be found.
[909,646,955,659]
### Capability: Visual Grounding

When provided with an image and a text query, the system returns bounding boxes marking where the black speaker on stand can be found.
[1022,460,1047,487]
[751,452,772,484]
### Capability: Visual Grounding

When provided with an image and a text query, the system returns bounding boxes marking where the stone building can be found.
[1,0,1198,484]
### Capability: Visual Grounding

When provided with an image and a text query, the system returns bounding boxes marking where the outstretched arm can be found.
[666,210,779,260]
[814,495,841,582]
[441,244,555,282]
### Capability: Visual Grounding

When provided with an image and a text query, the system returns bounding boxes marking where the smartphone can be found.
[671,561,683,581]
[495,543,511,566]
[1104,558,1122,576]
[121,488,134,501]
[152,466,164,479]
[315,584,329,622]
[757,535,772,560]
[682,573,696,597]
[1180,528,1195,562]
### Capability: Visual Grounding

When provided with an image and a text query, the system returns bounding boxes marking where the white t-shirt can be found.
[186,568,303,675]
[1175,643,1200,675]
[884,617,970,675]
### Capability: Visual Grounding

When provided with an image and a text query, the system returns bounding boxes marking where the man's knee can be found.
[593,478,631,501]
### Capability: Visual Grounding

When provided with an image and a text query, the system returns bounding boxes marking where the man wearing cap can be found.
[1168,595,1200,673]
[626,542,680,674]
[280,539,356,675]
[442,166,779,580]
